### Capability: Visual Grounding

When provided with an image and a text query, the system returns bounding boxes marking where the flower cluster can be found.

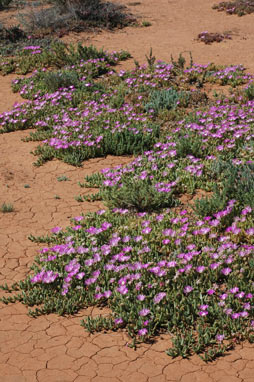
[7,201,254,359]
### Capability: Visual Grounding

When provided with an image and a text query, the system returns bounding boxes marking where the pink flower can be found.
[199,311,208,317]
[221,267,232,276]
[216,334,225,342]
[139,308,151,317]
[184,286,193,294]
[51,226,62,234]
[138,328,148,336]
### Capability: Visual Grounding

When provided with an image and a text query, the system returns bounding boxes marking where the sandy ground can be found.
[0,1,254,381]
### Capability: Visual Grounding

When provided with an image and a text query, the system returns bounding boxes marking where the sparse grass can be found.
[142,20,152,27]
[57,175,69,182]
[0,202,14,213]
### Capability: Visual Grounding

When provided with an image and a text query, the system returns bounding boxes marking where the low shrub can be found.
[3,202,254,360]
[198,31,232,44]
[144,88,189,115]
[213,0,254,16]
[0,0,12,10]
[0,202,14,212]
[18,0,136,36]
[194,162,254,221]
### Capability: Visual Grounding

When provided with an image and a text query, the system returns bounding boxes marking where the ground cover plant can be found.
[3,202,254,360]
[2,47,254,360]
[1,47,253,169]
[213,0,254,16]
[0,23,56,58]
[0,0,12,10]
[197,31,232,44]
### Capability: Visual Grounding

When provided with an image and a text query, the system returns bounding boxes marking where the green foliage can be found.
[0,202,14,213]
[194,161,254,219]
[0,0,12,10]
[213,0,254,16]
[103,179,179,211]
[245,83,254,100]
[0,25,26,43]
[176,133,206,158]
[3,205,254,359]
[144,88,187,115]
[145,48,156,69]
[57,175,69,181]
[40,70,80,92]
[33,124,160,167]
[81,315,115,333]
[1,41,130,75]
[141,20,152,27]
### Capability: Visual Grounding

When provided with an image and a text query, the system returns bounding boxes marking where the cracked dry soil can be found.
[1,0,254,381]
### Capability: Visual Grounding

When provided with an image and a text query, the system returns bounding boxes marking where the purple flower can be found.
[94,293,103,299]
[51,226,62,234]
[139,308,151,317]
[137,294,146,301]
[229,287,239,294]
[184,286,193,294]
[142,227,152,234]
[216,334,225,342]
[242,206,252,215]
[210,263,220,270]
[114,318,123,325]
[196,266,206,273]
[117,285,128,295]
[246,228,254,235]
[104,290,112,298]
[199,304,208,311]
[138,328,148,336]
[153,292,166,304]
[221,267,232,276]
[207,289,215,295]
[199,311,208,317]
[236,292,245,299]
[76,272,85,280]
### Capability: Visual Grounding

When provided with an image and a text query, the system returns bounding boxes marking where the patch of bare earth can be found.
[1,0,254,381]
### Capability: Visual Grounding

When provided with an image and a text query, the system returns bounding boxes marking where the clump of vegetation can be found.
[0,25,26,43]
[141,20,152,27]
[0,0,12,10]
[144,88,189,115]
[3,202,254,361]
[18,0,136,37]
[213,0,254,16]
[2,44,254,361]
[194,162,254,220]
[0,40,130,74]
[57,175,69,181]
[198,31,232,44]
[0,202,14,212]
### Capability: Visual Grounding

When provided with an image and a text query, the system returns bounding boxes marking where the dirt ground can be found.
[0,0,254,381]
